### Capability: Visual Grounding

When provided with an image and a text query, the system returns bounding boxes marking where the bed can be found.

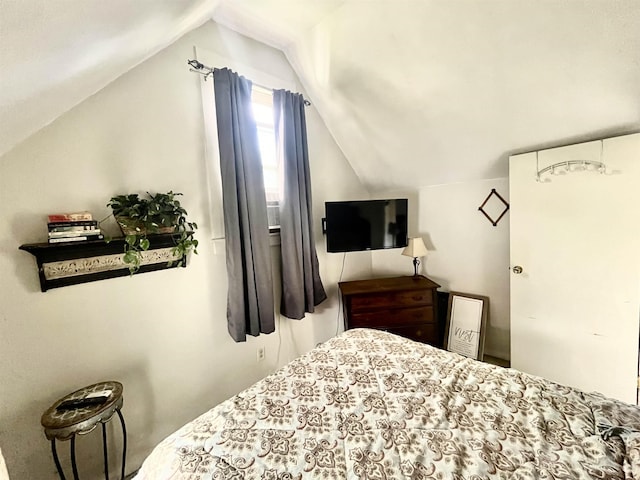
[135,328,640,479]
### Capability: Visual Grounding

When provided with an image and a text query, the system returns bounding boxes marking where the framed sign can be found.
[443,292,489,361]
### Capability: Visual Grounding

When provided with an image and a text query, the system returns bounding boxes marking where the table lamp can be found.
[401,237,428,276]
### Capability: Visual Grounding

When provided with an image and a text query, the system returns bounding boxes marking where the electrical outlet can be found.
[257,347,266,362]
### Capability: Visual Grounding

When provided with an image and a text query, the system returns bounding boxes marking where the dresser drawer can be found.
[350,289,432,312]
[388,323,439,346]
[349,306,435,329]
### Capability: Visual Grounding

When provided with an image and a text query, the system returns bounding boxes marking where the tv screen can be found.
[325,199,408,253]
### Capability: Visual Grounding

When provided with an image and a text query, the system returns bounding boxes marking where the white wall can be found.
[0,21,368,479]
[367,184,510,360]
[416,179,511,360]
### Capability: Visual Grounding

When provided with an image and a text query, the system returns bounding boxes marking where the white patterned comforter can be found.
[135,328,640,479]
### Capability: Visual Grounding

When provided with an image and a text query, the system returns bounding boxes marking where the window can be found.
[193,47,295,240]
[251,87,280,230]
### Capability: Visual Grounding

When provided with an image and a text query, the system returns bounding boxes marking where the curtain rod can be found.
[187,59,311,106]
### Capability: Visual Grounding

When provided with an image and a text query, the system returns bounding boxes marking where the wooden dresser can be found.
[339,275,441,346]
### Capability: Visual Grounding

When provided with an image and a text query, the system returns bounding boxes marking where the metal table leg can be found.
[102,422,109,480]
[51,440,67,480]
[70,436,80,480]
[116,408,127,480]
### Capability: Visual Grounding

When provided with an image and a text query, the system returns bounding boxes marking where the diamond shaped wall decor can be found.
[478,189,510,227]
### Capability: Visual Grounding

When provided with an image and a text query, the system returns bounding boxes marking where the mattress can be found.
[135,328,640,479]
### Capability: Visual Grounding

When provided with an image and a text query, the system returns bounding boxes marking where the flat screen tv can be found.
[325,199,408,253]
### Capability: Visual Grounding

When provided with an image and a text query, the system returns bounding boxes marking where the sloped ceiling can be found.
[2,0,639,190]
[0,0,219,158]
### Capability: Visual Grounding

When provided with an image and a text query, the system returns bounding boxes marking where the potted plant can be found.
[107,191,198,273]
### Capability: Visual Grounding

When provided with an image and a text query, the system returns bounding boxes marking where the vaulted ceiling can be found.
[2,0,639,190]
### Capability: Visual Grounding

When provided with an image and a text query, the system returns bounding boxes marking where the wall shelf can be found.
[20,233,187,292]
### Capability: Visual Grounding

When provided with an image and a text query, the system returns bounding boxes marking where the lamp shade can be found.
[402,237,428,258]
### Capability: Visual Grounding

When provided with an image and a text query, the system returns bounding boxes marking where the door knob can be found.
[512,266,523,274]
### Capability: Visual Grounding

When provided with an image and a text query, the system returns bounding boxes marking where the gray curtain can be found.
[214,68,275,342]
[274,90,327,319]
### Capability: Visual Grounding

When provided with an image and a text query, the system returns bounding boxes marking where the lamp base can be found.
[412,257,420,276]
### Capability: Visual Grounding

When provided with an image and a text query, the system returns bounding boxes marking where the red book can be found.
[47,212,93,222]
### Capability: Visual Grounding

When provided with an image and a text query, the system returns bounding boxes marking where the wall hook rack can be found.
[535,140,608,182]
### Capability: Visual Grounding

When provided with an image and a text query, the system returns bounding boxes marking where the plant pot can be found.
[115,216,176,236]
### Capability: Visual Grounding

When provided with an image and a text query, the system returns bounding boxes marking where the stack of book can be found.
[47,212,103,243]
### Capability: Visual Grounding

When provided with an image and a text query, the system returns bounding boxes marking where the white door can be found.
[509,133,640,404]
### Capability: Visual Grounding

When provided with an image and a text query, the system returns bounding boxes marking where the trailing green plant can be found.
[107,191,198,273]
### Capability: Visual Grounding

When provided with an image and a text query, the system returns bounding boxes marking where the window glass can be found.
[251,87,280,229]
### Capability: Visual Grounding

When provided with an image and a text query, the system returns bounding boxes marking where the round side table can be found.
[41,381,127,480]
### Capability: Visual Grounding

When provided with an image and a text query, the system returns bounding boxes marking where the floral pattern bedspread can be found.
[135,328,640,479]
